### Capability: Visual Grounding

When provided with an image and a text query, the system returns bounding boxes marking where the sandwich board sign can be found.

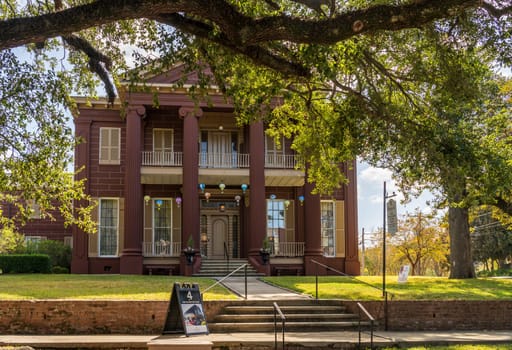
[162,282,209,336]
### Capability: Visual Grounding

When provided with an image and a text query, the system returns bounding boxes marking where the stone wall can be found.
[0,300,510,334]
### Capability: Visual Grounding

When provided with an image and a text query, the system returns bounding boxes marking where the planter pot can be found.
[184,250,195,265]
[260,250,270,265]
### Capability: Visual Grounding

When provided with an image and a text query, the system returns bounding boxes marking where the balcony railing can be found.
[142,151,183,166]
[270,242,305,257]
[199,152,250,168]
[265,154,301,169]
[143,241,181,257]
[142,151,301,169]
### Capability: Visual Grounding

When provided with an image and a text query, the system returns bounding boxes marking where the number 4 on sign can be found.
[187,291,193,301]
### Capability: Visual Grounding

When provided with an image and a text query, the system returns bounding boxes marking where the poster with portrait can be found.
[162,282,209,336]
[398,265,410,283]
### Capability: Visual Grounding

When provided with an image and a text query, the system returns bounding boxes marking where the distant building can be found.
[71,64,360,275]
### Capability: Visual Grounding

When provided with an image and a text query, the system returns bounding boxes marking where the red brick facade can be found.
[71,64,360,276]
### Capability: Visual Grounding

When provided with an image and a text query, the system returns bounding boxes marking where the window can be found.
[265,135,284,156]
[321,201,335,257]
[27,199,41,219]
[98,198,118,256]
[267,199,286,252]
[25,236,46,243]
[153,199,172,243]
[99,127,120,164]
[153,128,173,153]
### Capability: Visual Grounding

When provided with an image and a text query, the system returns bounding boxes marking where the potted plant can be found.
[183,236,196,265]
[260,236,271,265]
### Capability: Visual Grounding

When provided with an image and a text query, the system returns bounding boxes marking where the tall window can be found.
[153,128,173,153]
[99,127,120,165]
[267,199,286,251]
[153,199,172,243]
[265,135,285,168]
[321,201,335,257]
[99,199,118,256]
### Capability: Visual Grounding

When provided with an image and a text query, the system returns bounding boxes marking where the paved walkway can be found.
[1,331,512,349]
[219,276,310,300]
[0,280,510,348]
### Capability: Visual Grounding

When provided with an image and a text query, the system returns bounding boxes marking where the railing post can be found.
[315,262,319,300]
[274,305,277,350]
[244,264,248,300]
[384,291,389,331]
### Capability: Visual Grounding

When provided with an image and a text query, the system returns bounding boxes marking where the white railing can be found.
[271,242,305,257]
[265,154,301,169]
[199,152,250,168]
[142,151,300,169]
[142,151,183,166]
[143,241,181,257]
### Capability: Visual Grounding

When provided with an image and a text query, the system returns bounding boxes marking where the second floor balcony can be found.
[142,151,301,169]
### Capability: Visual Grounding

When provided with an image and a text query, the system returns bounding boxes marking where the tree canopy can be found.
[1,0,511,277]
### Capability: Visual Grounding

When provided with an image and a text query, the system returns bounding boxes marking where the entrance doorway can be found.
[211,216,228,259]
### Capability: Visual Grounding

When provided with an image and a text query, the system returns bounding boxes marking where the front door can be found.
[211,216,228,259]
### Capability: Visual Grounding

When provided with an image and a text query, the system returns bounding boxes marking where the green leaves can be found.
[0,50,94,233]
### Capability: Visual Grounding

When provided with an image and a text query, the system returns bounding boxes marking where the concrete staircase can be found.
[193,259,264,277]
[208,299,371,332]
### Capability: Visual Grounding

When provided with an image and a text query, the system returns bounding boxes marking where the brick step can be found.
[207,299,371,333]
[213,313,358,323]
[194,259,262,277]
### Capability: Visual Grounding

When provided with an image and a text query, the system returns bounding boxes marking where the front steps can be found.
[193,259,264,277]
[208,299,372,332]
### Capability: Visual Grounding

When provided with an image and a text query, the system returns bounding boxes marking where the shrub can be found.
[25,240,71,270]
[50,266,69,274]
[0,254,51,273]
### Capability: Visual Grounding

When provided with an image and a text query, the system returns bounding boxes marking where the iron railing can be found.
[357,302,375,349]
[310,259,393,331]
[201,263,248,300]
[273,302,286,350]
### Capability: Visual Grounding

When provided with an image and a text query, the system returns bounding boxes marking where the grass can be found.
[0,274,237,301]
[1,274,512,301]
[262,275,512,300]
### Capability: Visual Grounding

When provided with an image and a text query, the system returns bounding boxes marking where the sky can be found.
[356,161,436,244]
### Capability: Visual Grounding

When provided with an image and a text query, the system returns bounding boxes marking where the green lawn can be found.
[262,275,512,300]
[1,274,512,301]
[0,274,236,300]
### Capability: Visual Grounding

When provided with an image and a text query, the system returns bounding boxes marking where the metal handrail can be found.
[357,302,375,349]
[273,302,286,350]
[310,259,393,331]
[223,242,230,272]
[201,263,248,299]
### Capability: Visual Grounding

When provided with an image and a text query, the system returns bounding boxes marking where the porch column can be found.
[248,121,268,272]
[304,166,323,275]
[344,160,360,275]
[180,106,203,275]
[120,105,145,274]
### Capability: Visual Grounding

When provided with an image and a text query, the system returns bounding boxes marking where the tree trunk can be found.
[448,206,476,278]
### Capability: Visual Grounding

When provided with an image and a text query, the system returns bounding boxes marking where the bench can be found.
[146,265,174,275]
